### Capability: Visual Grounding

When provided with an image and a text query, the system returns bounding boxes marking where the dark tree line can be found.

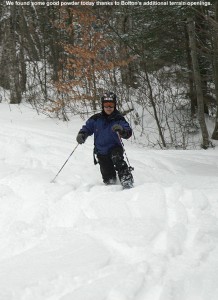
[0,1,218,149]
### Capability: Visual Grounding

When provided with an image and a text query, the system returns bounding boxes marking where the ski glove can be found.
[76,132,87,144]
[112,124,130,139]
[112,124,125,137]
[112,124,123,135]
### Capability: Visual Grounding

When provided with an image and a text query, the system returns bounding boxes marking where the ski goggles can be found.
[103,102,115,108]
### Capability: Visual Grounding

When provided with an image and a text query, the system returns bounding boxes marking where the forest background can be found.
[0,0,218,149]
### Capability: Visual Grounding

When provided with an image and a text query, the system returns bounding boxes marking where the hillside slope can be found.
[0,104,218,300]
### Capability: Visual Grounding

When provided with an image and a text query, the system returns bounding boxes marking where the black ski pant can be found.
[97,146,128,184]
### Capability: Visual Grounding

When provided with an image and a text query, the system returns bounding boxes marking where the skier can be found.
[76,92,134,189]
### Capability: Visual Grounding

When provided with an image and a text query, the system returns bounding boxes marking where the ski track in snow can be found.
[0,104,218,300]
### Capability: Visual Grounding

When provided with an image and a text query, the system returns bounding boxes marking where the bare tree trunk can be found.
[184,23,196,117]
[19,35,26,93]
[187,18,209,149]
[195,11,210,107]
[8,6,21,104]
[117,7,138,88]
[212,2,218,140]
[143,64,166,148]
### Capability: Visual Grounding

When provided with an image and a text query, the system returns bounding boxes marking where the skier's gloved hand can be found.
[76,132,87,144]
[112,124,123,135]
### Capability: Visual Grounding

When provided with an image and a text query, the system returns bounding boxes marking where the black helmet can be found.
[101,92,117,108]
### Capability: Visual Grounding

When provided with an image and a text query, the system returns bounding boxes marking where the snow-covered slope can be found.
[1,103,218,300]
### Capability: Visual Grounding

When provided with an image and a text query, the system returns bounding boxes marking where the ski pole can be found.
[116,132,134,171]
[51,143,79,183]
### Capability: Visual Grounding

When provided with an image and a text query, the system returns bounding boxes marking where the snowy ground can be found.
[1,103,218,300]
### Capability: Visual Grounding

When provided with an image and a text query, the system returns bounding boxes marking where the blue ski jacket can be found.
[79,109,132,155]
